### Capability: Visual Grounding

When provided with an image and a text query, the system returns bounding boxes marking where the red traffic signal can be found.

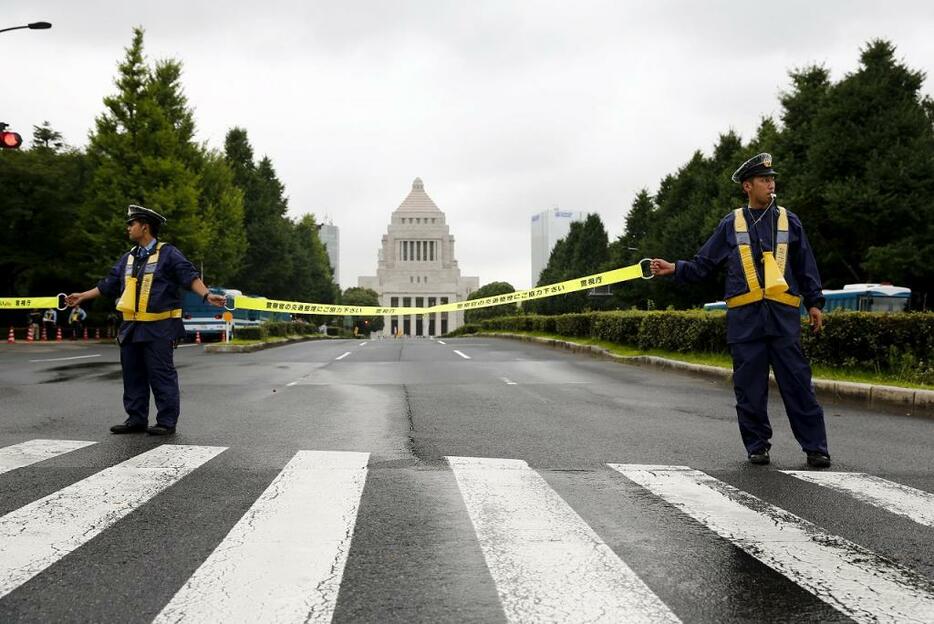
[1,126,23,149]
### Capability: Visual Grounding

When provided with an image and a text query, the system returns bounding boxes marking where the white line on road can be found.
[177,343,200,348]
[610,464,934,624]
[29,354,102,363]
[154,450,369,624]
[0,444,226,599]
[447,456,681,624]
[359,341,368,346]
[335,352,351,360]
[453,350,471,359]
[500,377,517,385]
[0,439,97,476]
[782,470,934,528]
[286,381,298,387]
[437,340,446,345]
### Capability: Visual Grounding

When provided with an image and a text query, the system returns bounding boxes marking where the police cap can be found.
[125,204,167,225]
[731,153,778,183]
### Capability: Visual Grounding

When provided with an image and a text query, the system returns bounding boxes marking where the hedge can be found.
[454,311,934,383]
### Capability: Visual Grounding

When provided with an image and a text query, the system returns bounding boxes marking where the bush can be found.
[235,325,267,341]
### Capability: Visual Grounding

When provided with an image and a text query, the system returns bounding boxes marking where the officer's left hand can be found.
[206,294,227,307]
[808,307,823,334]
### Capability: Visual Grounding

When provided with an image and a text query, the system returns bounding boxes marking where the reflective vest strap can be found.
[774,207,789,274]
[122,308,182,322]
[136,242,165,314]
[733,209,761,294]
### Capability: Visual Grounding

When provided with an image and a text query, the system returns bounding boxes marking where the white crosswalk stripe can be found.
[447,456,681,624]
[0,439,96,475]
[782,470,934,528]
[0,444,226,599]
[609,464,934,624]
[153,450,369,624]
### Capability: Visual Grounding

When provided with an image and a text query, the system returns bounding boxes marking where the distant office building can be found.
[358,178,479,337]
[530,208,585,285]
[317,222,340,287]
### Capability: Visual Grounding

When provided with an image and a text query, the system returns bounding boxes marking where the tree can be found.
[291,214,339,304]
[79,27,207,284]
[342,287,384,334]
[31,121,65,152]
[464,281,518,323]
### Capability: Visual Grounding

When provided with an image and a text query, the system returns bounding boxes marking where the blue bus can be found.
[703,284,911,313]
[182,288,290,340]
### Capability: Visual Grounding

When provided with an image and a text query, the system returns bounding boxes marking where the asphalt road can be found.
[0,337,931,623]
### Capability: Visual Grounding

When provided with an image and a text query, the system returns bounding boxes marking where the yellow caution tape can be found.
[0,296,62,310]
[233,259,652,317]
[5,260,652,317]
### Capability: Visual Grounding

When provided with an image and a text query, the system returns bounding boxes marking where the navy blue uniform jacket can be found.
[97,242,200,343]
[675,207,824,344]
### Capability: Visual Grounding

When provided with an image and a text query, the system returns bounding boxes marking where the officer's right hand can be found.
[651,259,675,277]
[65,293,84,307]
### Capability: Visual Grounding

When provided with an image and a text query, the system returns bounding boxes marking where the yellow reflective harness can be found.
[115,242,183,321]
[725,207,801,309]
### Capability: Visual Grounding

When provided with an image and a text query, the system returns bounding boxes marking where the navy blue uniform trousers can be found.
[730,335,828,456]
[120,339,180,428]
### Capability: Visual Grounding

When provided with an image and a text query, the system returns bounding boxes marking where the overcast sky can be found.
[5,1,934,290]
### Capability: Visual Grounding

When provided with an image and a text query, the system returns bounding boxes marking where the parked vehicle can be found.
[703,283,911,313]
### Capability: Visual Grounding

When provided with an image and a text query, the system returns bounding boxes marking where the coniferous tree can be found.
[464,281,518,323]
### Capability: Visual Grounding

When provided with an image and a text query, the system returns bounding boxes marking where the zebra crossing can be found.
[0,439,932,623]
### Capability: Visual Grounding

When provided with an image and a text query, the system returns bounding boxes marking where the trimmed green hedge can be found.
[454,311,934,383]
[234,321,325,341]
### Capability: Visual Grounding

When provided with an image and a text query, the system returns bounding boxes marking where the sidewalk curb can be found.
[480,333,933,418]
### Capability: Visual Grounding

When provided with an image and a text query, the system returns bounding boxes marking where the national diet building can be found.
[358,178,479,337]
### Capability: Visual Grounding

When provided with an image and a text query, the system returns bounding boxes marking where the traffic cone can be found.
[7,326,15,344]
[195,330,202,345]
[83,327,89,341]
[95,328,101,340]
[56,327,62,342]
[26,325,34,342]
[41,327,47,341]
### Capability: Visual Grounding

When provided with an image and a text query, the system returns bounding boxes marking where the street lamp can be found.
[0,21,52,35]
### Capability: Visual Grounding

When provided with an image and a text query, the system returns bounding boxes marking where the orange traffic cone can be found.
[7,326,15,344]
[55,327,63,342]
[95,328,101,340]
[41,327,47,341]
[26,325,34,342]
[195,330,202,345]
[83,327,89,341]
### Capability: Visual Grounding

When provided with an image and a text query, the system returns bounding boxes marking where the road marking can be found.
[286,381,299,387]
[335,352,351,360]
[154,450,369,624]
[0,444,226,599]
[0,439,97,476]
[610,464,934,624]
[177,343,200,348]
[29,354,101,363]
[359,341,367,346]
[783,471,934,528]
[437,340,446,345]
[453,350,471,359]
[500,377,517,385]
[447,456,681,624]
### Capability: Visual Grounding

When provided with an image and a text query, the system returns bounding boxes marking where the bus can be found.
[181,288,290,340]
[702,284,911,313]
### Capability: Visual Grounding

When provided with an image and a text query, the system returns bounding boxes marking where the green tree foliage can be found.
[527,214,611,314]
[32,121,65,151]
[464,281,518,323]
[0,136,89,297]
[291,214,339,304]
[341,287,384,334]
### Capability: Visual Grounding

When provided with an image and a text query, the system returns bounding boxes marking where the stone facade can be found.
[358,178,479,337]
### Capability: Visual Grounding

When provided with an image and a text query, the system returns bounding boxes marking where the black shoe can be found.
[806,452,831,468]
[147,425,176,436]
[748,449,770,465]
[110,423,147,434]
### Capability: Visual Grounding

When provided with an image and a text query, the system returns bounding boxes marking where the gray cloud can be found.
[4,1,934,290]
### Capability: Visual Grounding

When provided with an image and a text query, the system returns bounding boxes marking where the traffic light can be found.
[0,123,23,149]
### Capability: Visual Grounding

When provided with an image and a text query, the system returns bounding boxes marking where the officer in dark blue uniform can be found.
[66,205,226,435]
[650,154,831,468]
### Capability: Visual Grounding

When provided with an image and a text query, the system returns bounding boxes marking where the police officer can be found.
[650,153,831,468]
[66,205,226,435]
